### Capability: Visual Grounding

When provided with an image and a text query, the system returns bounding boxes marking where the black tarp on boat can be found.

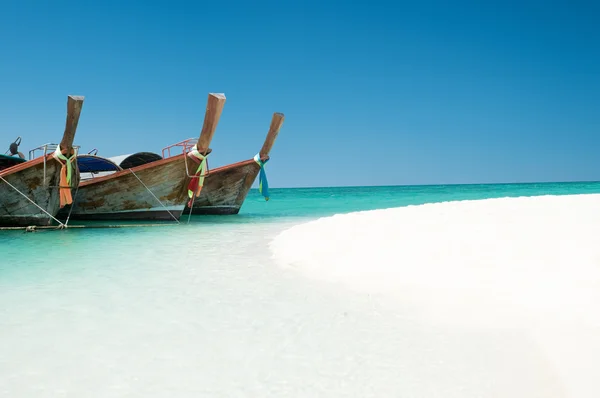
[0,154,26,172]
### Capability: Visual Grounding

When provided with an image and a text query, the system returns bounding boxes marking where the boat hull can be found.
[66,208,184,221]
[185,111,284,216]
[63,155,190,221]
[0,157,69,227]
[185,159,260,215]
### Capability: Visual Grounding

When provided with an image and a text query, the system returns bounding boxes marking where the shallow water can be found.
[1,182,600,397]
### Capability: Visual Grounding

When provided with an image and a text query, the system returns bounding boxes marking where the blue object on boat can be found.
[77,155,122,173]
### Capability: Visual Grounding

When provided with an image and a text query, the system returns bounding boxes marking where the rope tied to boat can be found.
[128,169,180,224]
[0,175,66,228]
[52,145,76,208]
[253,153,269,201]
[187,145,210,206]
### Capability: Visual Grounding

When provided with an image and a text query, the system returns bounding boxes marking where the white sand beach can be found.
[3,194,600,398]
[270,194,600,397]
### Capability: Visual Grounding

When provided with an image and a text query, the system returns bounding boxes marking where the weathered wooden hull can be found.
[186,112,285,216]
[69,208,184,221]
[185,159,260,215]
[0,95,85,228]
[64,154,191,221]
[0,156,69,227]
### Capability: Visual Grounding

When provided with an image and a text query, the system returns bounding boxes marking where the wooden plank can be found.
[259,112,285,158]
[60,95,85,154]
[65,155,189,221]
[196,93,226,153]
[0,160,62,226]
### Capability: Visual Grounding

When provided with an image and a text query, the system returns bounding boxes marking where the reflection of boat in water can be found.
[0,95,85,227]
[58,93,226,222]
[184,112,285,215]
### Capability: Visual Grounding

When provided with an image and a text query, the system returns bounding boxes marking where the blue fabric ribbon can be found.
[253,154,269,201]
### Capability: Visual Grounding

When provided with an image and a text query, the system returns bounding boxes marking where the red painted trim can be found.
[79,154,185,187]
[208,158,258,174]
[0,155,52,177]
[0,154,263,180]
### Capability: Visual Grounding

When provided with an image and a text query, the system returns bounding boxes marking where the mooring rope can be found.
[0,223,182,231]
[187,188,197,224]
[64,181,81,227]
[128,168,180,223]
[0,175,65,227]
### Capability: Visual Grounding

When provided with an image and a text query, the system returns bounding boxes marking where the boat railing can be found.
[28,143,81,185]
[161,138,198,159]
[161,138,213,179]
[28,143,81,161]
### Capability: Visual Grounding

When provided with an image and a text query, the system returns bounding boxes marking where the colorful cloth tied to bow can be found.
[52,145,76,208]
[253,153,269,201]
[187,145,209,207]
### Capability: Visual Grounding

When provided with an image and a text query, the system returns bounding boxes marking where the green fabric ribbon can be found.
[52,145,74,185]
[187,145,209,200]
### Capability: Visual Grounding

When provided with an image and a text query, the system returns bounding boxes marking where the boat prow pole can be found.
[60,95,85,155]
[196,93,227,154]
[184,93,227,215]
[259,112,285,160]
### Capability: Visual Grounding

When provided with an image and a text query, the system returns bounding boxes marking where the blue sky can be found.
[1,0,598,187]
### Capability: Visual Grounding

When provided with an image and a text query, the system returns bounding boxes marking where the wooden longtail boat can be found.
[0,95,85,227]
[62,93,226,222]
[185,112,285,215]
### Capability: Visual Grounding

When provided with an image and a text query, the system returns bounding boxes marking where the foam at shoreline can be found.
[270,194,600,397]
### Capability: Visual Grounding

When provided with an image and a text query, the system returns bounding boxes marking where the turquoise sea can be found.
[1,181,600,397]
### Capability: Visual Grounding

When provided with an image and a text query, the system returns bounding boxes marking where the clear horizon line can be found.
[255,179,600,190]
